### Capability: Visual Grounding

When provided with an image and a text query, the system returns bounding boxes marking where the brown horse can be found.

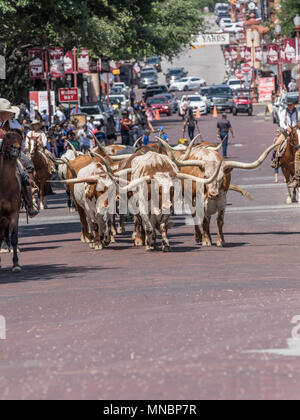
[278,127,300,204]
[0,131,22,272]
[30,139,54,210]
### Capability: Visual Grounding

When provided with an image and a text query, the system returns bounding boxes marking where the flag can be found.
[77,49,90,73]
[64,50,74,74]
[255,46,263,62]
[283,38,296,63]
[266,44,278,65]
[28,48,44,79]
[49,47,65,78]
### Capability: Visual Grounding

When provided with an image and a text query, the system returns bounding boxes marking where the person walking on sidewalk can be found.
[183,108,199,141]
[216,113,234,158]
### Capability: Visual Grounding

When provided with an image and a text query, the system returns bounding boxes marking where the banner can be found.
[266,44,278,65]
[49,47,65,78]
[64,50,74,74]
[224,48,230,61]
[244,47,252,63]
[28,48,44,79]
[240,46,245,61]
[77,49,90,73]
[29,91,55,118]
[258,77,275,102]
[230,46,238,61]
[283,38,296,64]
[255,46,263,62]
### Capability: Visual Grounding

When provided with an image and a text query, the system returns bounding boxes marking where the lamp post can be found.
[250,31,257,102]
[275,24,283,94]
[294,14,300,95]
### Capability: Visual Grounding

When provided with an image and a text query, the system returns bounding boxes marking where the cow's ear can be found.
[223,167,233,174]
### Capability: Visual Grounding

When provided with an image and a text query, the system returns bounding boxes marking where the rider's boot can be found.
[22,185,39,218]
[271,157,279,169]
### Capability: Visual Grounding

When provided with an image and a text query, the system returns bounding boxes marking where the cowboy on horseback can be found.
[0,98,39,218]
[272,97,300,188]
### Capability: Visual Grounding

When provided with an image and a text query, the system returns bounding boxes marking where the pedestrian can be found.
[216,113,234,158]
[288,79,297,92]
[52,124,67,158]
[41,110,50,131]
[145,104,155,133]
[105,115,117,145]
[130,88,136,107]
[54,106,66,123]
[115,102,122,132]
[77,124,93,153]
[183,108,198,141]
[142,129,151,146]
[120,111,132,145]
[67,131,80,151]
[181,96,190,120]
[87,116,96,132]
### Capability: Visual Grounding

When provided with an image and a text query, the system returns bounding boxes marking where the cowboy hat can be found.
[30,119,42,127]
[0,98,20,115]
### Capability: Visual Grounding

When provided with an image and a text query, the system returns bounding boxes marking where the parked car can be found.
[113,82,129,96]
[143,85,169,101]
[80,102,109,125]
[179,94,207,116]
[272,92,300,125]
[227,78,246,91]
[232,89,253,116]
[153,93,178,113]
[219,18,232,30]
[169,77,206,92]
[110,86,124,95]
[106,94,128,110]
[223,23,244,33]
[165,68,188,86]
[204,85,234,113]
[216,12,230,25]
[145,56,162,72]
[139,68,158,88]
[146,96,172,116]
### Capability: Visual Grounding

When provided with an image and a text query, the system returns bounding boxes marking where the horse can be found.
[0,131,23,272]
[278,127,300,204]
[30,139,54,210]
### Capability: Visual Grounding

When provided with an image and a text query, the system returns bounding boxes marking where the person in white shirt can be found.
[288,79,297,92]
[273,97,300,187]
[77,124,93,152]
[54,107,66,123]
[87,117,96,132]
[42,110,50,129]
[25,120,48,153]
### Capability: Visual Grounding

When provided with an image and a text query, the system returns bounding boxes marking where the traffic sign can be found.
[241,63,251,74]
[59,87,79,103]
[235,70,244,80]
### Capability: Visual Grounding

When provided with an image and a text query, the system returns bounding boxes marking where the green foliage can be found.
[0,0,211,103]
[278,0,300,37]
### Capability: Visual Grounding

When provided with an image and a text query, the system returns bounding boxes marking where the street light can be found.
[275,23,283,94]
[250,32,257,102]
[294,14,300,94]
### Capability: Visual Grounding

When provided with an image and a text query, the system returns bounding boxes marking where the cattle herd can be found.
[0,131,276,272]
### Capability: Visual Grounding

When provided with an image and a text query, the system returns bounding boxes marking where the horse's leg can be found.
[10,216,21,273]
[282,167,292,204]
[0,226,11,253]
[43,179,49,209]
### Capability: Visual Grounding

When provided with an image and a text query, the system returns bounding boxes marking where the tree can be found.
[0,0,212,103]
[278,0,300,37]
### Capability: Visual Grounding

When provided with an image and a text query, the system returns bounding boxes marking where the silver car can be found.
[139,70,158,88]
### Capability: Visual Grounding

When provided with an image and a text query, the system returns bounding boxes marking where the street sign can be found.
[241,63,251,73]
[235,70,244,80]
[59,88,79,103]
[195,33,230,46]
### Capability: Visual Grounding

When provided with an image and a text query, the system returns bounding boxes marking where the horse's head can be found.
[2,131,22,159]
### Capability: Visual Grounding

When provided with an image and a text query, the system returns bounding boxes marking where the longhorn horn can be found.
[110,154,133,161]
[181,134,202,160]
[120,176,151,192]
[48,176,99,185]
[224,144,276,170]
[133,137,143,148]
[93,135,107,154]
[176,159,223,185]
[92,152,115,176]
[204,135,227,152]
[114,168,133,177]
[156,137,204,169]
[65,140,78,157]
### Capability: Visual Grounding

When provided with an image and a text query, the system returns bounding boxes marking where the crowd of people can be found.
[7,94,162,158]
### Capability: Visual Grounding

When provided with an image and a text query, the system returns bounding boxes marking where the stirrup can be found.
[27,205,39,218]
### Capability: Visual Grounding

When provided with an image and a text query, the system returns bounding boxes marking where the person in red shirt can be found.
[120,111,132,145]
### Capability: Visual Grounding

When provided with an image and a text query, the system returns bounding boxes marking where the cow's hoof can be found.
[216,240,225,248]
[110,236,116,244]
[202,240,212,247]
[145,246,154,252]
[89,242,95,249]
[286,197,292,204]
[117,226,125,234]
[69,208,76,213]
[0,242,10,253]
[195,237,201,244]
[94,244,103,251]
[12,265,21,273]
[40,204,44,210]
[163,246,172,252]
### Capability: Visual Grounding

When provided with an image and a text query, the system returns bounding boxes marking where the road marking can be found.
[237,183,286,189]
[246,338,300,357]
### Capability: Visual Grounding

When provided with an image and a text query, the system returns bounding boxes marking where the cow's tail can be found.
[229,184,254,201]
